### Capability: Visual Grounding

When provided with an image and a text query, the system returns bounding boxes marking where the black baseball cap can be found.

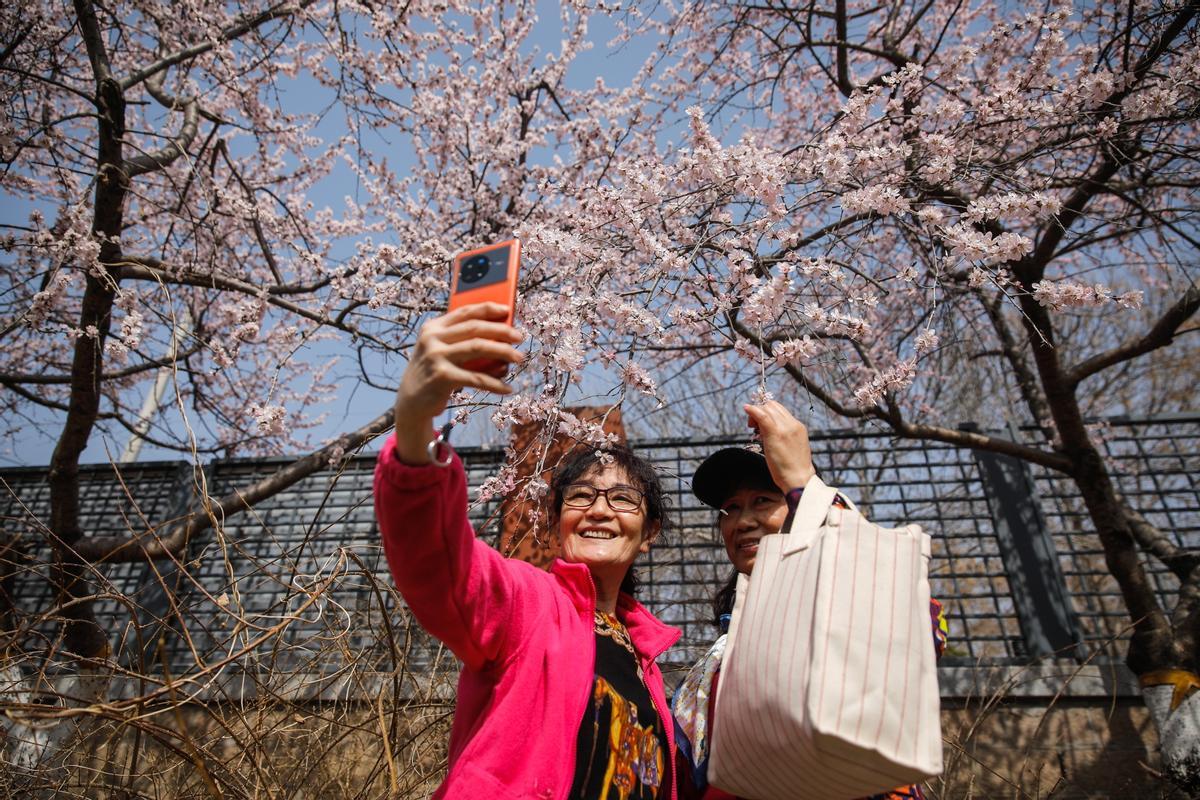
[691,447,779,509]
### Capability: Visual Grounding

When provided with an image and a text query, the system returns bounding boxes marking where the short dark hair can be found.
[549,443,670,597]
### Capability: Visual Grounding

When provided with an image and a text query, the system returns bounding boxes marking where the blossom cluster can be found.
[942,224,1034,266]
[1031,280,1143,311]
[772,337,819,367]
[854,360,918,407]
[248,403,288,437]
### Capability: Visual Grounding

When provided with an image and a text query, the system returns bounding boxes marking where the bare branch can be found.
[1067,286,1200,389]
[75,407,395,562]
[1121,501,1200,582]
[977,290,1054,435]
[124,94,199,178]
[888,418,1073,473]
[114,255,395,349]
[0,342,203,385]
[833,0,852,97]
[72,0,113,85]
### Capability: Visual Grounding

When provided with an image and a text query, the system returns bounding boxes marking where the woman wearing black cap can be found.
[673,401,947,800]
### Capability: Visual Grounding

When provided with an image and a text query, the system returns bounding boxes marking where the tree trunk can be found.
[47,3,130,662]
[1068,448,1199,790]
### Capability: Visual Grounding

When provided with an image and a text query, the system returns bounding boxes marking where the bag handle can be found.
[780,475,839,555]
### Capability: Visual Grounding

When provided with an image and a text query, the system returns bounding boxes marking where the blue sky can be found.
[0,2,666,467]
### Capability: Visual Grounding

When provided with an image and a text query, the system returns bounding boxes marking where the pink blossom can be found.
[1031,280,1116,310]
[118,309,144,350]
[26,271,73,329]
[914,329,940,354]
[841,185,911,217]
[733,336,763,363]
[325,442,346,468]
[772,337,819,367]
[620,360,659,399]
[741,272,792,327]
[557,410,619,449]
[964,192,1061,224]
[104,339,128,360]
[249,403,287,437]
[943,224,1034,265]
[1115,291,1144,309]
[749,386,775,406]
[916,132,958,184]
[854,360,917,407]
[967,267,1013,289]
[477,464,518,504]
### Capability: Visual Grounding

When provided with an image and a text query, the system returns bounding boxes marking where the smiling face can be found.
[558,464,657,583]
[718,485,789,575]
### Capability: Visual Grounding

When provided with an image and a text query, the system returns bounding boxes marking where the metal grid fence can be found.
[1,414,1195,682]
[1031,413,1200,650]
[0,461,191,660]
[621,432,1024,665]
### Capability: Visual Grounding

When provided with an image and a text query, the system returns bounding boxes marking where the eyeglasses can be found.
[561,483,645,513]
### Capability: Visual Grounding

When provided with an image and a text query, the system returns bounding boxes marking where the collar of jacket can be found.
[550,558,681,661]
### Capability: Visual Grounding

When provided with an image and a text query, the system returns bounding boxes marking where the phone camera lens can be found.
[460,255,490,284]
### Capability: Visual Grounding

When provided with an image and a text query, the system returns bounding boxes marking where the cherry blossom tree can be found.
[518,0,1199,787]
[3,0,1199,790]
[0,0,657,671]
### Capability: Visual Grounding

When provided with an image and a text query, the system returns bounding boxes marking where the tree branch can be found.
[1067,286,1200,389]
[1023,1,1199,282]
[215,139,283,283]
[833,0,853,97]
[114,255,394,348]
[1121,501,1200,582]
[119,1,318,91]
[889,419,1073,473]
[729,316,870,419]
[0,343,203,385]
[124,95,199,178]
[72,0,113,85]
[731,306,1073,469]
[977,289,1055,437]
[75,407,395,562]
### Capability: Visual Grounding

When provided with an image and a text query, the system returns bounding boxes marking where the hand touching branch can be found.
[745,400,817,491]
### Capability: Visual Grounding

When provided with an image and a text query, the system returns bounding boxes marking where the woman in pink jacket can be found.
[374,302,681,800]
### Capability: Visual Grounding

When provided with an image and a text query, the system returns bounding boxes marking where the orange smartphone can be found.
[447,238,521,372]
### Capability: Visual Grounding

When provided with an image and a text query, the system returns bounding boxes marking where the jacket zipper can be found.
[559,599,598,800]
[642,652,676,800]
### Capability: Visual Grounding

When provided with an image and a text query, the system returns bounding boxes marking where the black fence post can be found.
[962,423,1087,661]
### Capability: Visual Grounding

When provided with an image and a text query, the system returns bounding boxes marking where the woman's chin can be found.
[564,540,632,569]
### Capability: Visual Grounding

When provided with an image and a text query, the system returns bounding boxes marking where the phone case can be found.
[448,238,521,371]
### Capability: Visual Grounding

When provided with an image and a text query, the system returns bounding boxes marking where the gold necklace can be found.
[594,610,644,680]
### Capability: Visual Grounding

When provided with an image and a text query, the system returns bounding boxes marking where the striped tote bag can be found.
[707,476,943,799]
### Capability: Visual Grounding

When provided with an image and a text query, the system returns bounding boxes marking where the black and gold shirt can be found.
[570,611,669,799]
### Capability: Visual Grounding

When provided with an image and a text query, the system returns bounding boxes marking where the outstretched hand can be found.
[393,302,524,464]
[744,401,817,491]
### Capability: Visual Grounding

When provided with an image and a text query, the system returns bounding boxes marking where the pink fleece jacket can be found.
[374,435,681,799]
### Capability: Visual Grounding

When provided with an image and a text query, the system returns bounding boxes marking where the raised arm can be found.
[744,401,817,492]
[374,303,525,672]
[391,303,523,464]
